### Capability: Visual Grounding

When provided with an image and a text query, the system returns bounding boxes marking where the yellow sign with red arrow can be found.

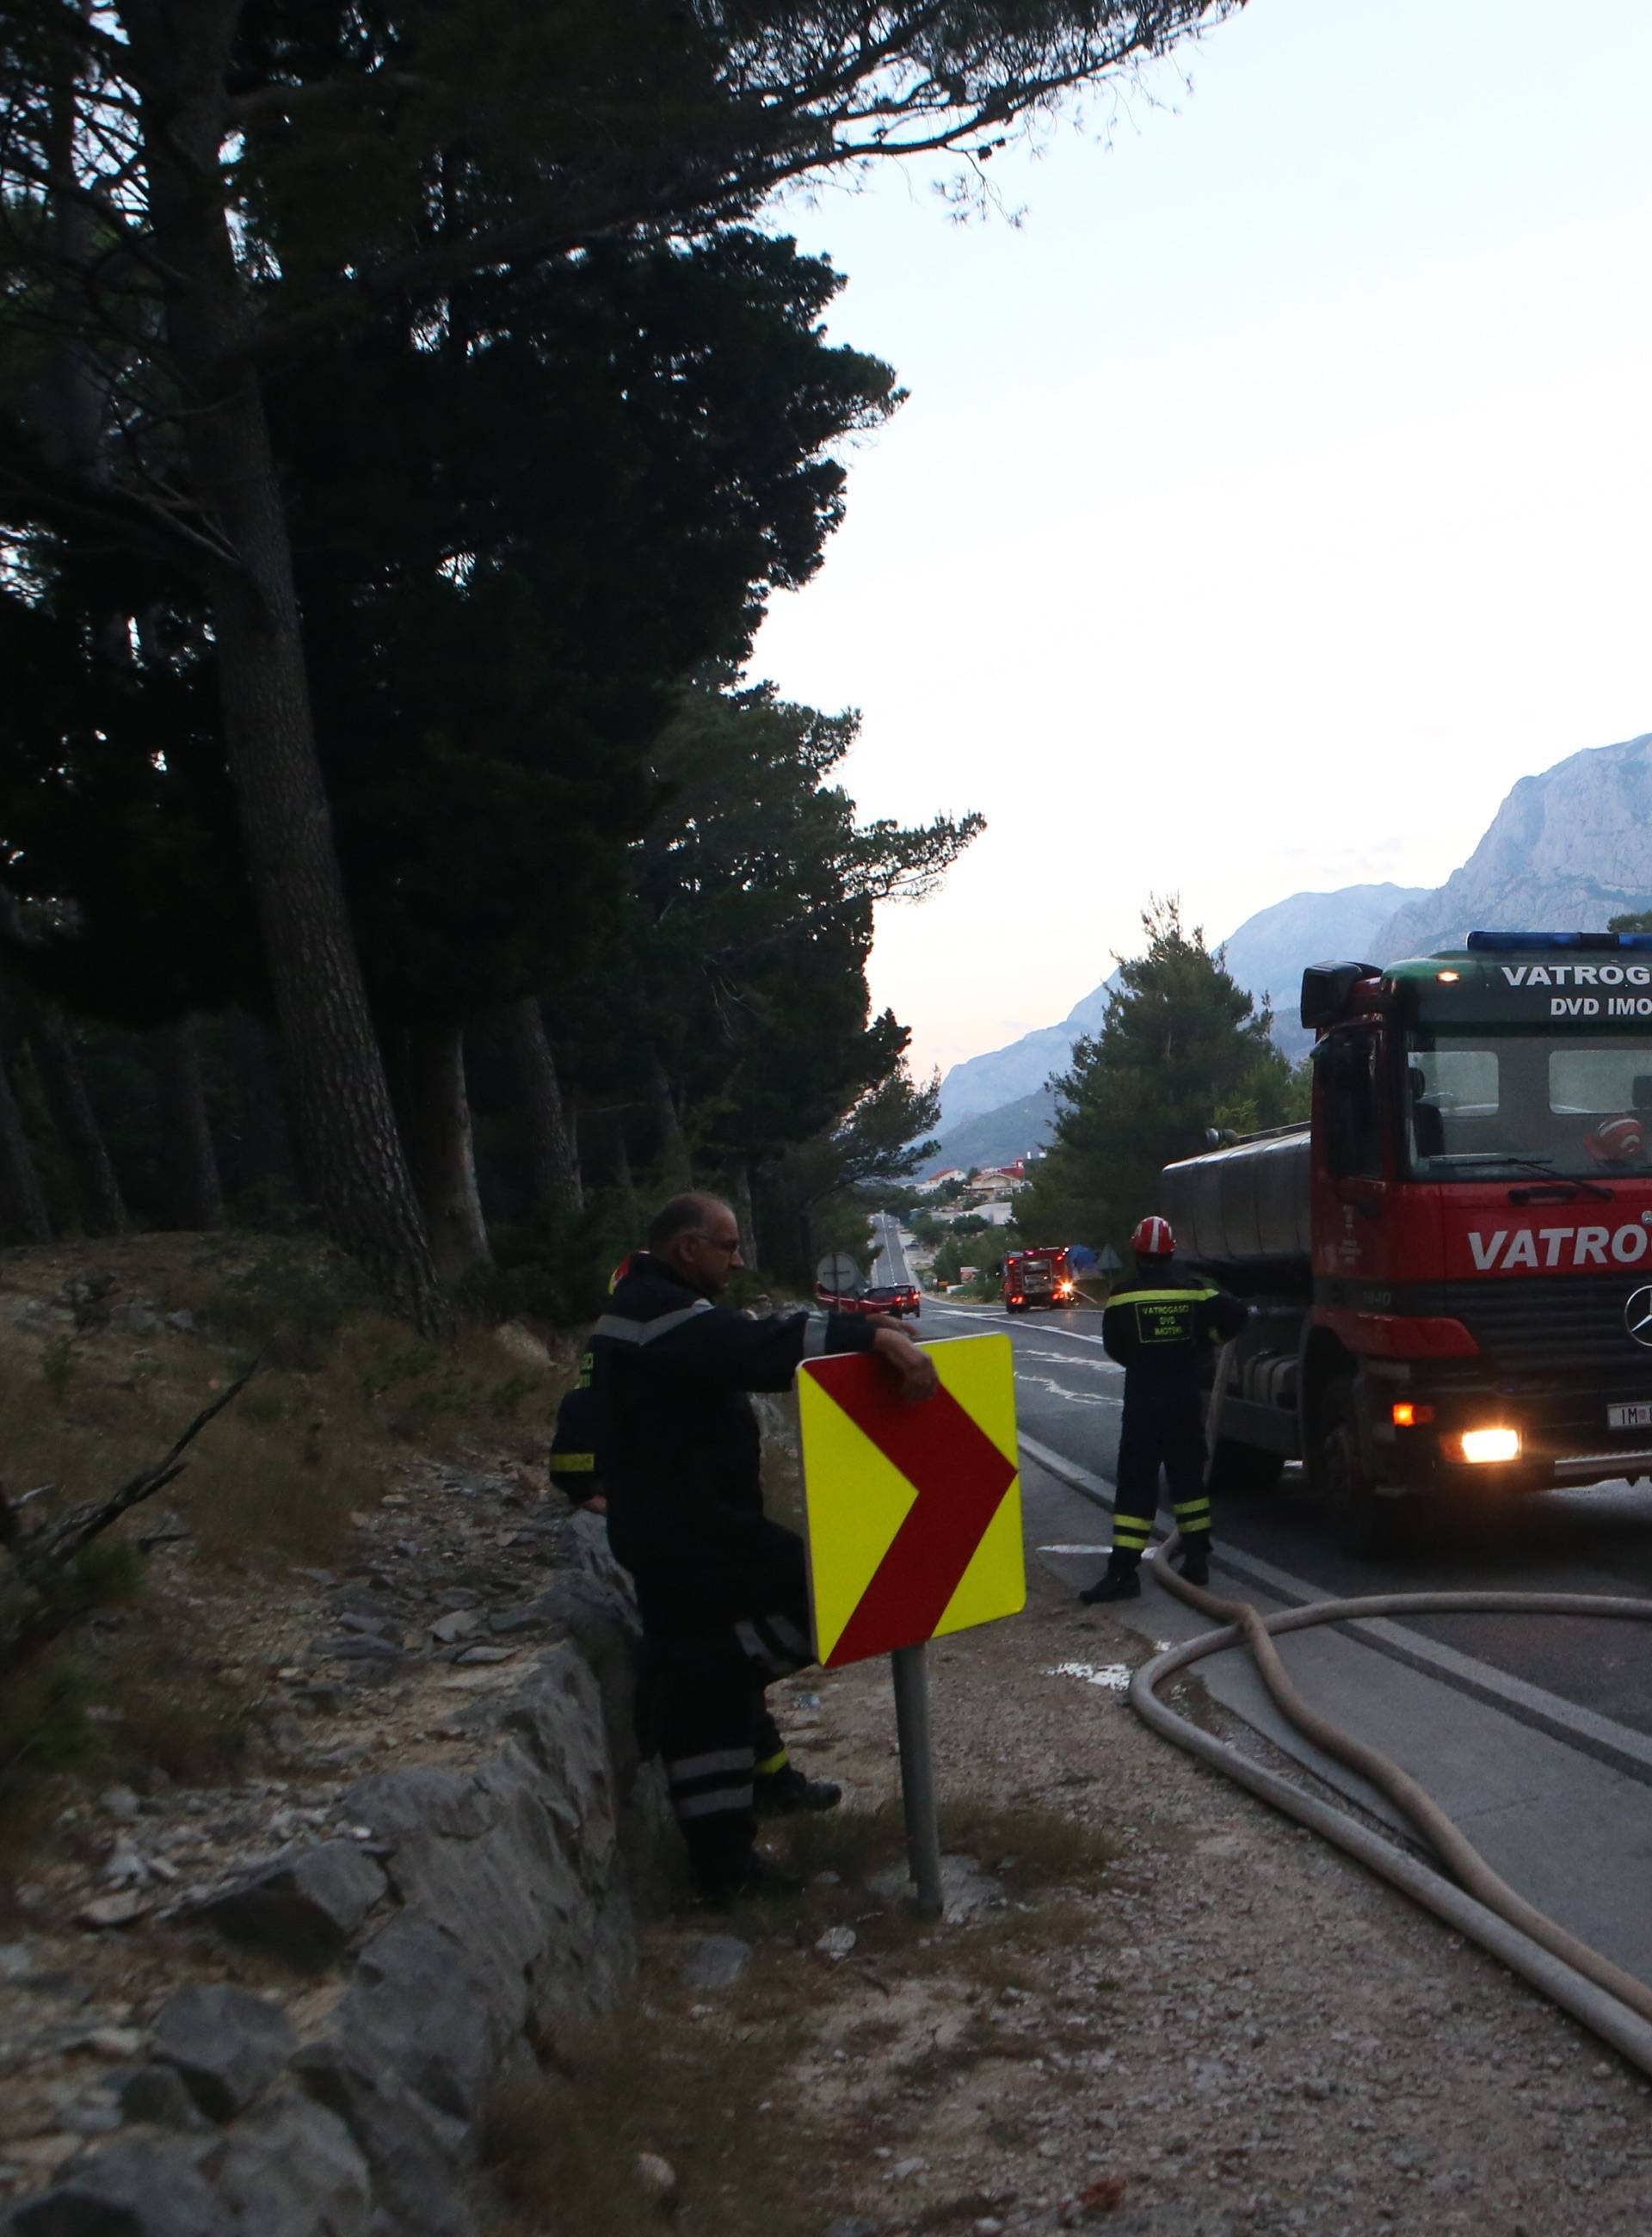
[797,1333,1024,1668]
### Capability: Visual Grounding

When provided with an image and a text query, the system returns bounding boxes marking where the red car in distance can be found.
[814,1283,921,1318]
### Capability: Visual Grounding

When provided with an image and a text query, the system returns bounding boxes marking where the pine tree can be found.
[1014,899,1296,1253]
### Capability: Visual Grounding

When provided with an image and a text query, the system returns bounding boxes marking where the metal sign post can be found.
[891,1642,944,1918]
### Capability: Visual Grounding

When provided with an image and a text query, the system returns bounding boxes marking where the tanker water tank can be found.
[1161,1126,1311,1277]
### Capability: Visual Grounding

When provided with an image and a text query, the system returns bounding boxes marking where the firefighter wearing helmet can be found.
[1080,1214,1247,1604]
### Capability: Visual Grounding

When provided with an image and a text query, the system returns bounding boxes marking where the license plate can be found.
[1608,1402,1652,1430]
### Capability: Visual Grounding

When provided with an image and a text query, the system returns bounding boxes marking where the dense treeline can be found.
[0,1,1240,1324]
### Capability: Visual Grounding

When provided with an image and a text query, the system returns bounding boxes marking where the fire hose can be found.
[1120,1345,1652,2075]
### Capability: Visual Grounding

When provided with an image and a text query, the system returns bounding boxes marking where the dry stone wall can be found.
[3,1536,670,2237]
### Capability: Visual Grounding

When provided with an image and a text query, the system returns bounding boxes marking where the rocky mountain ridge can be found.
[934,882,1427,1143]
[931,727,1652,1171]
[1369,729,1652,960]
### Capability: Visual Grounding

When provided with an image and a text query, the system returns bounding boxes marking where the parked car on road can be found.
[864,1282,922,1319]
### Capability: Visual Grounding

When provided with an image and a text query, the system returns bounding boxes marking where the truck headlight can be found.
[1454,1427,1521,1465]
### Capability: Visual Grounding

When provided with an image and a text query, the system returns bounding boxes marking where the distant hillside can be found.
[1373,730,1652,960]
[1223,883,1432,1061]
[929,1085,1059,1174]
[937,980,1112,1132]
[937,881,1427,1130]
[929,724,1652,1174]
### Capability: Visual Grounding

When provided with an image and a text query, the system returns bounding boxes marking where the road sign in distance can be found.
[798,1333,1024,1668]
[1097,1246,1123,1273]
[817,1252,863,1292]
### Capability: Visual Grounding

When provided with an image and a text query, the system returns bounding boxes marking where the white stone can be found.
[635,2152,677,2200]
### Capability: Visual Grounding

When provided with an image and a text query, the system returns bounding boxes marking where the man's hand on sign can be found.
[871,1322,940,1404]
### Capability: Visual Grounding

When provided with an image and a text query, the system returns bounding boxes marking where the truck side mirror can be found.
[1301,960,1378,1031]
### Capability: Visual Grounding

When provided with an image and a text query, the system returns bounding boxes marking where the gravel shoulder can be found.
[617,1506,1652,2237]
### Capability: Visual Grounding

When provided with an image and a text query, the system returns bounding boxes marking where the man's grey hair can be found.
[648,1192,732,1252]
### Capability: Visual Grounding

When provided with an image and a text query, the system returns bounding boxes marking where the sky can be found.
[749,0,1652,1088]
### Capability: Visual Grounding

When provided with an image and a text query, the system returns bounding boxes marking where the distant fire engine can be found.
[1002,1246,1077,1313]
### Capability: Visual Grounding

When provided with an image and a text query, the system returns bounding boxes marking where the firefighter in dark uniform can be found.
[547,1256,639,1510]
[549,1369,606,1512]
[590,1192,937,1901]
[1081,1214,1247,1605]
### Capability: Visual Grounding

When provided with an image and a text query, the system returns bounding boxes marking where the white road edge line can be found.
[925,1303,1120,1354]
[1017,1431,1652,1788]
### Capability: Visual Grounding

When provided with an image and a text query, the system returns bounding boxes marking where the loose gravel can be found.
[632,1548,1652,2237]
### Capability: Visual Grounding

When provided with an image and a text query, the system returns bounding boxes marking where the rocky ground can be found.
[579,1550,1652,2237]
[4,1248,1652,2235]
[0,1235,615,2209]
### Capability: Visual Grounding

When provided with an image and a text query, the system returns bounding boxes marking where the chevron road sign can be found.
[796,1332,1024,1915]
[797,1333,1025,1669]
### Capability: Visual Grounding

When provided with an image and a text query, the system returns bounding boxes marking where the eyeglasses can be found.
[692,1233,743,1254]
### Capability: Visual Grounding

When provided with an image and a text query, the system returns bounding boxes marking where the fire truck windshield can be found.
[1404,1031,1652,1178]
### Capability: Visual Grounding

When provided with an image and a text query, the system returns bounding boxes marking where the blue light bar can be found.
[1464,931,1652,953]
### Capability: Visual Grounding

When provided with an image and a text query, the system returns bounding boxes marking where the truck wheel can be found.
[1211,1439,1285,1494]
[1313,1377,1395,1557]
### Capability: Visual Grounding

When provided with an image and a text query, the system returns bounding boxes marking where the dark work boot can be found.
[1079,1560,1141,1605]
[1174,1538,1211,1588]
[753,1763,842,1816]
[690,1848,805,1907]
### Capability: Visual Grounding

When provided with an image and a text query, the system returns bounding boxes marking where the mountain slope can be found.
[1220,884,1431,1057]
[937,882,1427,1130]
[1373,730,1652,960]
[928,727,1652,1176]
[929,1087,1059,1174]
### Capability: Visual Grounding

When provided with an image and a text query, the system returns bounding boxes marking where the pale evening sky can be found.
[749,0,1652,1088]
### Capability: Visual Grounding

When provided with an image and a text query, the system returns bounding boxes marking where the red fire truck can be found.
[1002,1246,1077,1313]
[1161,931,1652,1550]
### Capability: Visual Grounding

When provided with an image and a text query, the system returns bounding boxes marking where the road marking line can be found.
[1017,1432,1652,1789]
[1017,1372,1120,1408]
[926,1303,1120,1354]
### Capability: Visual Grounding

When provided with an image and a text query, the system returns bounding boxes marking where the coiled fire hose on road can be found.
[1134,1563,1652,2074]
[1122,1343,1652,2075]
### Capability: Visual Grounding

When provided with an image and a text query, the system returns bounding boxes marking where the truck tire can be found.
[1312,1376,1395,1558]
[1210,1439,1285,1494]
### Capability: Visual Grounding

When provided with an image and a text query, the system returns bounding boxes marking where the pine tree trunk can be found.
[505,996,582,1220]
[129,3,445,1336]
[609,1112,639,1229]
[42,3,104,482]
[149,1017,225,1230]
[0,1026,52,1246]
[15,989,125,1237]
[388,1026,493,1279]
[726,1157,759,1266]
[649,1050,693,1192]
[217,1012,293,1204]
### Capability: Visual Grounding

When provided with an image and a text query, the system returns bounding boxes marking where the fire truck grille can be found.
[1439,1276,1652,1377]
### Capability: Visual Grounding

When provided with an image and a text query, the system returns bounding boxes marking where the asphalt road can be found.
[913,1276,1652,1757]
[868,1211,911,1287]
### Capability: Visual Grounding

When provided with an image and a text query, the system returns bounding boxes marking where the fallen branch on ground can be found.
[0,1364,257,1682]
